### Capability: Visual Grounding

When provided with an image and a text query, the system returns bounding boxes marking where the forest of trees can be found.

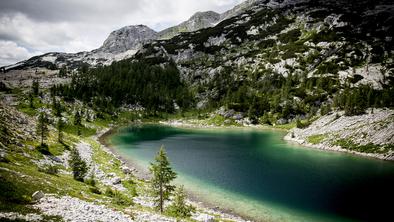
[203,67,393,121]
[50,60,193,115]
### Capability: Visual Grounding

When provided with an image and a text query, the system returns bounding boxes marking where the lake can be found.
[109,124,394,222]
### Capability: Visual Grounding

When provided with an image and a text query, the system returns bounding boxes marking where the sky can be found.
[0,0,244,66]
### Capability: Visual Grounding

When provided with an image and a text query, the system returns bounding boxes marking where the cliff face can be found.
[97,25,158,54]
[158,11,221,40]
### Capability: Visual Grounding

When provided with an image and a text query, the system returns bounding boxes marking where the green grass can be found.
[63,124,96,138]
[333,139,388,154]
[205,115,240,126]
[17,97,45,116]
[273,122,297,130]
[307,134,326,144]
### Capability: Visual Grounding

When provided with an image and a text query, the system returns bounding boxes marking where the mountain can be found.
[136,0,393,90]
[1,1,264,71]
[158,11,221,40]
[96,25,158,54]
[2,25,159,70]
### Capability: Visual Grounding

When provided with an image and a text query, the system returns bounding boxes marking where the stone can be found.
[232,113,244,120]
[277,118,288,125]
[121,166,132,174]
[112,177,122,185]
[32,191,45,201]
[193,213,215,222]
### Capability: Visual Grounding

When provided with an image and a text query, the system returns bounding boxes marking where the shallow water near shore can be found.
[109,124,394,222]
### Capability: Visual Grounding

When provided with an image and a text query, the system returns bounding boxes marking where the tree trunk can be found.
[41,125,44,145]
[160,181,163,213]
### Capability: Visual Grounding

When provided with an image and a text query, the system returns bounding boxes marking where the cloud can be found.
[0,0,244,66]
[0,40,41,66]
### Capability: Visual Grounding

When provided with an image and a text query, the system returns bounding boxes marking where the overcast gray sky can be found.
[0,0,243,66]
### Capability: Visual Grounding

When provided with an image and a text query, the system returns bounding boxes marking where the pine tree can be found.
[150,146,177,213]
[28,93,34,108]
[36,112,49,145]
[32,80,39,96]
[56,118,65,143]
[69,148,87,181]
[167,185,195,218]
[74,110,82,135]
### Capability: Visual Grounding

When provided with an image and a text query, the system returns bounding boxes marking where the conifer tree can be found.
[36,112,49,145]
[74,110,82,135]
[167,185,195,218]
[150,146,177,213]
[56,118,65,143]
[32,80,39,96]
[69,148,87,181]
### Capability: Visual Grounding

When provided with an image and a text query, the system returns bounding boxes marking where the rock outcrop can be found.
[97,25,158,54]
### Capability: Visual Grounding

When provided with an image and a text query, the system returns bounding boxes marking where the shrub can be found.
[167,185,195,218]
[123,178,138,197]
[296,118,312,129]
[85,175,96,187]
[89,187,101,194]
[105,187,115,197]
[113,191,133,206]
[38,164,59,175]
[36,143,50,155]
[0,154,11,163]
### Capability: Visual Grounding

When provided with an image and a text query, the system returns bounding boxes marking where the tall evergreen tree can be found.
[69,148,87,181]
[36,112,49,145]
[150,146,177,213]
[28,93,34,108]
[32,80,39,96]
[74,110,82,135]
[56,118,65,143]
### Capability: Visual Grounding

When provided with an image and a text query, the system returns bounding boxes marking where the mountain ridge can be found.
[1,0,264,71]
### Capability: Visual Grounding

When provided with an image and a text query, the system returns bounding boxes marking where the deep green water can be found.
[110,124,394,222]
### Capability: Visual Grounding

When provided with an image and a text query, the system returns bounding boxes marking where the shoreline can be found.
[283,134,394,162]
[94,118,393,222]
[161,119,394,161]
[95,124,251,222]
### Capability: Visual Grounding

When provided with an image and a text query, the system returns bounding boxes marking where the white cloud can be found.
[0,40,41,66]
[0,0,245,66]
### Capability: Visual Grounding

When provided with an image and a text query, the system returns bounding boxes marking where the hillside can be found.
[1,0,394,221]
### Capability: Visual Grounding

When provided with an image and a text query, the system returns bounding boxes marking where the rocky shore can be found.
[284,109,394,161]
[160,109,394,161]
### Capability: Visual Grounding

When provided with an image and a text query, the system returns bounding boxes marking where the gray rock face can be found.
[97,25,158,54]
[159,11,220,40]
[220,0,263,21]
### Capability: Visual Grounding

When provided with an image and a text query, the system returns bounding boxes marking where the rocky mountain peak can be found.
[158,11,221,40]
[189,11,220,22]
[97,25,158,54]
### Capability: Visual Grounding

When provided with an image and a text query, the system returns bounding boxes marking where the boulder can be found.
[232,113,244,120]
[277,118,288,125]
[32,191,45,201]
[112,177,122,185]
[121,166,132,174]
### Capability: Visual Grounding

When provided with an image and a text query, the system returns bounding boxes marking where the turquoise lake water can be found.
[110,124,394,222]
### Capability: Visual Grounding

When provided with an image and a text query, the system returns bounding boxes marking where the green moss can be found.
[63,124,96,138]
